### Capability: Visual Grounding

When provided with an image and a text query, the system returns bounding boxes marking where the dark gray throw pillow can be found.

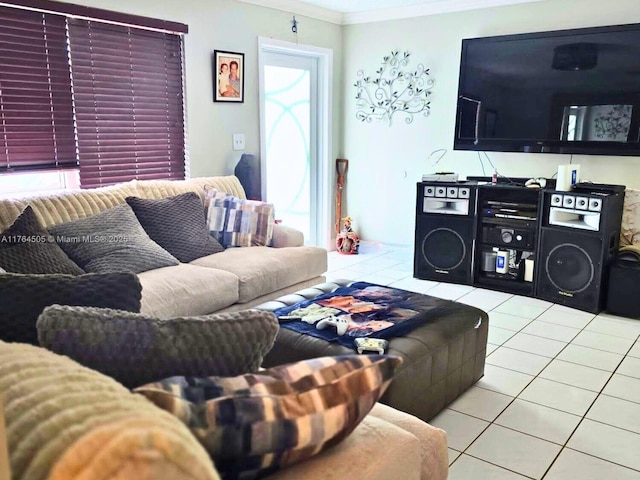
[50,204,179,274]
[0,272,142,345]
[0,206,85,275]
[126,192,224,263]
[37,306,279,388]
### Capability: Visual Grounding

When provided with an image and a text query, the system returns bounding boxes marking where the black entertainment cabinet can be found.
[413,178,626,313]
[413,179,545,296]
[473,183,542,296]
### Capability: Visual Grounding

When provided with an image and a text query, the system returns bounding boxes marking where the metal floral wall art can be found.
[355,50,434,126]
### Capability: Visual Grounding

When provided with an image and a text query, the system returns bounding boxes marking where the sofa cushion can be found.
[137,264,239,318]
[0,181,139,232]
[37,305,279,389]
[50,204,179,274]
[126,192,224,262]
[0,206,84,275]
[135,354,402,480]
[0,341,220,480]
[0,272,141,345]
[204,189,275,248]
[191,246,327,303]
[133,176,247,202]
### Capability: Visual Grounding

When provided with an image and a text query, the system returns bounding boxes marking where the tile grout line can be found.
[520,304,611,479]
[448,295,556,473]
[454,451,538,479]
[456,299,631,478]
[538,333,640,479]
[486,344,622,375]
[560,447,640,475]
[337,247,640,477]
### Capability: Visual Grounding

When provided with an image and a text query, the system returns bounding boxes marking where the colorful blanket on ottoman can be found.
[274,282,450,349]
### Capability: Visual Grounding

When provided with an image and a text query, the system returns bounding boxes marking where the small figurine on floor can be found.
[336,216,359,255]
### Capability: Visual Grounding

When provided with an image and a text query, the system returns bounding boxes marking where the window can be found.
[0,1,187,190]
[0,6,75,171]
[0,169,79,197]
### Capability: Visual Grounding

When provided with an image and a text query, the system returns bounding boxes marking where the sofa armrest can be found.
[271,224,304,248]
[264,413,422,480]
[0,341,220,480]
[0,396,9,480]
[369,403,448,480]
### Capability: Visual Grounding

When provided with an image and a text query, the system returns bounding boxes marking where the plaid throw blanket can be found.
[274,282,450,349]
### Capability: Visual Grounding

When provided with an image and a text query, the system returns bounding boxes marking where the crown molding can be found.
[235,0,343,25]
[236,0,544,25]
[342,0,545,25]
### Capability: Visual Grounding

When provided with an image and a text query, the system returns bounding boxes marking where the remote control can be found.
[278,315,302,322]
[354,338,389,354]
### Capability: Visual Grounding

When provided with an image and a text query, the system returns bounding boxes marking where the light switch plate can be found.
[232,133,245,151]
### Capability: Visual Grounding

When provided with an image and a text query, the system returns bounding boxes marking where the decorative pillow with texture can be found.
[204,187,275,248]
[0,272,141,345]
[37,306,279,389]
[135,354,403,480]
[50,204,179,273]
[126,192,224,263]
[0,206,84,275]
[0,341,220,480]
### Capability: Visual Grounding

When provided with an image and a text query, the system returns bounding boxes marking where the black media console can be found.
[413,178,625,313]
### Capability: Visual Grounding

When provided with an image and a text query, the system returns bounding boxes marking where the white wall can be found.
[59,0,343,179]
[342,0,640,245]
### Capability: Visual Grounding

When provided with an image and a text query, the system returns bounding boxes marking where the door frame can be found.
[258,36,333,249]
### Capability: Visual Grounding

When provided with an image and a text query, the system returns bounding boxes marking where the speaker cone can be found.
[545,243,594,293]
[421,228,466,270]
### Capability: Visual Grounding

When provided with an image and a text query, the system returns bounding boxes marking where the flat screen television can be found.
[454,23,640,156]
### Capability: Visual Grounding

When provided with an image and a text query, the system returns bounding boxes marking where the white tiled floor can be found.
[326,242,640,480]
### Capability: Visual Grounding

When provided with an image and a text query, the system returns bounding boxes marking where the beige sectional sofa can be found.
[1,340,449,480]
[0,176,450,480]
[0,176,328,316]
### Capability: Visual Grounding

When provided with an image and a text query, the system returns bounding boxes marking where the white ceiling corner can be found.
[342,0,546,25]
[235,0,343,25]
[236,0,545,25]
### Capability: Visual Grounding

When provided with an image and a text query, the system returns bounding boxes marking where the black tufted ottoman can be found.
[256,280,489,422]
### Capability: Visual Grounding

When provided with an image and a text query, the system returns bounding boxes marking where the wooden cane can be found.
[335,159,348,234]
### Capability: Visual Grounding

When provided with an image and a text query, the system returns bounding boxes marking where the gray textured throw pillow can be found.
[50,204,179,274]
[126,192,224,263]
[37,305,279,388]
[1,272,142,345]
[0,206,85,275]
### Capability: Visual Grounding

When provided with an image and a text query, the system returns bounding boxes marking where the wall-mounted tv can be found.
[454,23,640,156]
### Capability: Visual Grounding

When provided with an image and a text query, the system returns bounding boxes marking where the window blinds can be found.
[0,6,76,171]
[0,3,186,188]
[68,20,185,188]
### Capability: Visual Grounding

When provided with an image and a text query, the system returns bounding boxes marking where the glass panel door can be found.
[261,53,317,244]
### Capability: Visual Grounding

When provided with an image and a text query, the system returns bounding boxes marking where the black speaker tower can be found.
[536,187,625,313]
[414,182,476,285]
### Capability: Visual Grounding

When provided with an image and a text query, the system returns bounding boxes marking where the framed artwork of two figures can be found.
[213,50,244,103]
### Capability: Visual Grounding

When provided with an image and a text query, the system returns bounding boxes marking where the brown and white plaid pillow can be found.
[135,354,403,480]
[204,187,274,248]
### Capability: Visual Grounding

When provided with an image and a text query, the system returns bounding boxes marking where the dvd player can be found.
[482,200,537,221]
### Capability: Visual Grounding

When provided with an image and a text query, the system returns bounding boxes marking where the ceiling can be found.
[237,0,545,25]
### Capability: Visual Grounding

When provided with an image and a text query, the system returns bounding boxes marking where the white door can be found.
[259,38,332,248]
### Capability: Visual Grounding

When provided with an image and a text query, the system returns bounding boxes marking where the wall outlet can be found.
[232,133,245,151]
